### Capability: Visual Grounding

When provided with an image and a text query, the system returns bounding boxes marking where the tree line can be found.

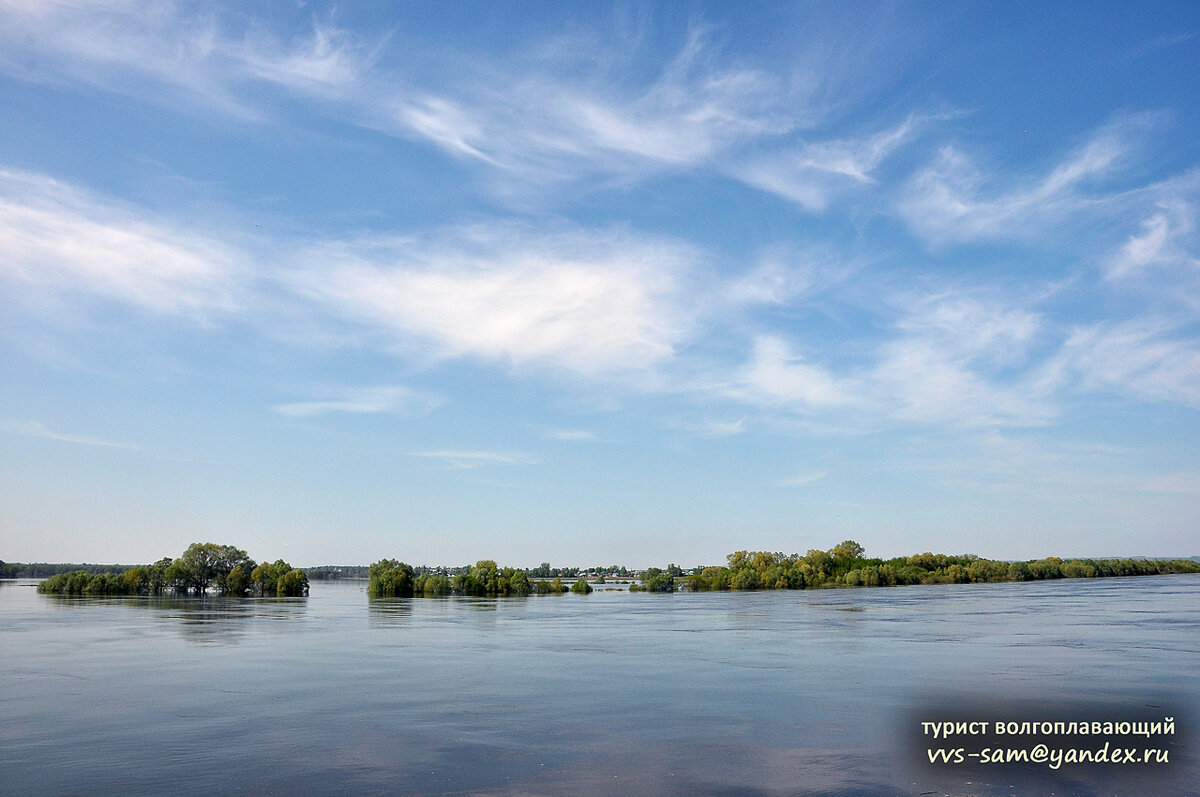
[683,541,1200,591]
[1,561,136,579]
[35,543,309,597]
[358,544,1200,597]
[19,543,1200,599]
[304,565,370,580]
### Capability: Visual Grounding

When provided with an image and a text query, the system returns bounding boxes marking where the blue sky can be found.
[2,1,1198,567]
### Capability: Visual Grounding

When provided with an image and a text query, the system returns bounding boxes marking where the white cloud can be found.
[715,293,1055,430]
[239,22,373,95]
[0,1,382,118]
[868,293,1052,427]
[733,116,922,211]
[272,385,441,418]
[894,294,1041,365]
[287,226,699,379]
[729,336,852,410]
[1105,196,1198,280]
[781,471,827,487]
[0,169,239,316]
[0,419,140,450]
[411,450,536,469]
[545,429,597,442]
[897,116,1155,244]
[0,1,254,118]
[394,24,793,174]
[724,259,811,306]
[870,337,1051,428]
[0,6,810,195]
[699,418,746,437]
[1040,320,1200,408]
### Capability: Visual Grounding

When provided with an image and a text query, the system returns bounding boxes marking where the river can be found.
[1,575,1196,795]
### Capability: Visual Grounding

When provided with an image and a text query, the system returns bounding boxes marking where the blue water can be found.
[1,575,1197,795]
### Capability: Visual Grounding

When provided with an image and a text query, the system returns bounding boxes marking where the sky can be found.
[1,1,1199,568]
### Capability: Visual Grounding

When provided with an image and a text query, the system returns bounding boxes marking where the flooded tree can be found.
[37,544,307,597]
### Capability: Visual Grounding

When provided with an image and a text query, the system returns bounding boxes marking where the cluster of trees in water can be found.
[684,541,1200,591]
[35,543,309,597]
[20,541,1200,600]
[359,543,1200,598]
[370,559,546,597]
[369,559,605,597]
[629,567,679,592]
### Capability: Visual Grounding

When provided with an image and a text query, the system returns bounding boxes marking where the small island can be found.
[36,542,309,597]
[369,559,548,597]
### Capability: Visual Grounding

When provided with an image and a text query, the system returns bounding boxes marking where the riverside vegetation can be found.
[22,540,1198,600]
[686,540,1200,592]
[35,543,308,597]
[367,541,1200,597]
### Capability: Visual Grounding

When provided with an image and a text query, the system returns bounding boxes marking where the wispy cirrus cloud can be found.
[8,163,1197,439]
[272,385,441,418]
[853,293,1052,429]
[374,23,797,186]
[732,115,924,211]
[0,3,914,204]
[698,418,746,437]
[897,114,1160,245]
[0,0,378,117]
[1102,173,1200,304]
[544,429,597,442]
[411,450,536,470]
[1038,319,1200,408]
[0,418,140,450]
[781,470,827,487]
[0,169,240,317]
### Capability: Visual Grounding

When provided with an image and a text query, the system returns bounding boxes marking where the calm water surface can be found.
[1,576,1197,795]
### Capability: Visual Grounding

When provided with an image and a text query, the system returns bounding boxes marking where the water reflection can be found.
[367,597,412,627]
[159,596,309,644]
[40,593,308,644]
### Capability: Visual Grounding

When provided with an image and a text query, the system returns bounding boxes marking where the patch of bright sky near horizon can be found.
[1,1,1199,567]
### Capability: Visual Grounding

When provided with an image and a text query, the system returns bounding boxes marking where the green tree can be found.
[830,540,865,563]
[220,564,253,596]
[275,568,309,597]
[122,567,150,595]
[453,560,533,596]
[413,572,452,596]
[631,571,675,592]
[571,577,593,594]
[532,577,568,594]
[176,542,253,595]
[368,560,415,597]
[803,549,833,576]
[1007,561,1033,581]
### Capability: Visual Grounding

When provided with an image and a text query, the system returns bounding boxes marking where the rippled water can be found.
[1,575,1197,795]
